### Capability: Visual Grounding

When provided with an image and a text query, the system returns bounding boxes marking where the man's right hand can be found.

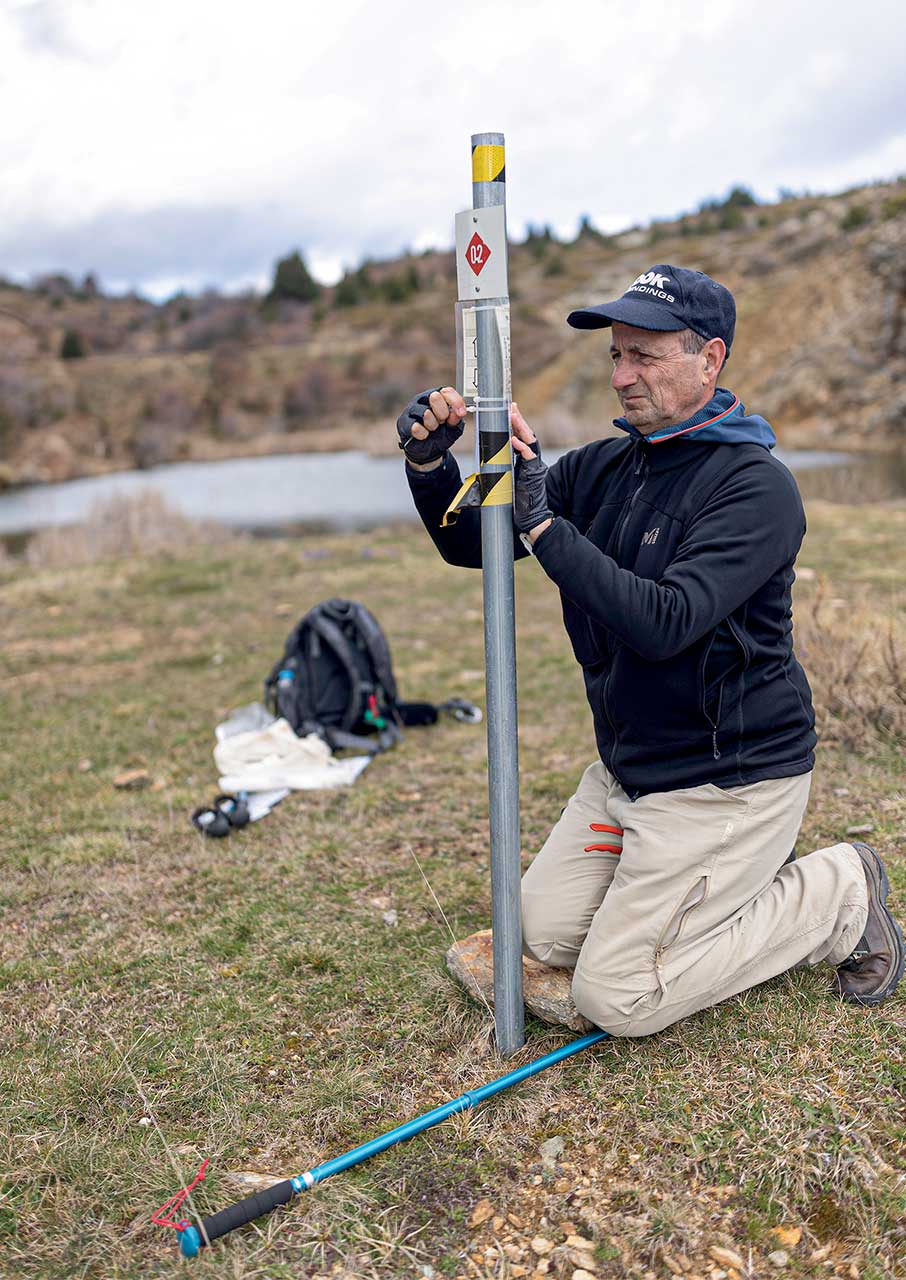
[397,387,467,465]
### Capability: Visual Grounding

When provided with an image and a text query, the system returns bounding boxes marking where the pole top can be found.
[471,132,504,147]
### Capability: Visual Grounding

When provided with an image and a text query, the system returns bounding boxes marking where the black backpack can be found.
[265,599,482,754]
[265,599,404,754]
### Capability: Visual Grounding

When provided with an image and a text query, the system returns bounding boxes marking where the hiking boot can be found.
[835,843,905,1006]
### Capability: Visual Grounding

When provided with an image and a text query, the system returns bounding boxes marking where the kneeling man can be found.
[398,264,904,1035]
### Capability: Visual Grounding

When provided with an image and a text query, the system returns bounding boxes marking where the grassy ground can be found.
[0,500,904,1280]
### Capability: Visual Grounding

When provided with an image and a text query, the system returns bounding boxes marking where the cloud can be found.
[1,0,905,294]
[10,0,79,58]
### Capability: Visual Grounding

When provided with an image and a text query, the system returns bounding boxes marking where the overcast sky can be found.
[2,0,905,299]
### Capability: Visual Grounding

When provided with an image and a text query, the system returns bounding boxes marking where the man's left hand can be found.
[511,402,553,540]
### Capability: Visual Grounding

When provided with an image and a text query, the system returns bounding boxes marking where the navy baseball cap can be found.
[567,264,736,356]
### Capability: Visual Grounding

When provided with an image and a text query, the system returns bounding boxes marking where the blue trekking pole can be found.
[160,1031,608,1257]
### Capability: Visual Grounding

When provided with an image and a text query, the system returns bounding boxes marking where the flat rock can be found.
[445,929,593,1032]
[113,768,151,790]
[224,1169,285,1191]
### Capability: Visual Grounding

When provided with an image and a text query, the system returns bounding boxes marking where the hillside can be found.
[1,179,905,487]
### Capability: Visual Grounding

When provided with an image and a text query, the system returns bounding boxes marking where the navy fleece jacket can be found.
[408,388,817,798]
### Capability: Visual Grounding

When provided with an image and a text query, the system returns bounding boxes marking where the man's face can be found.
[609,321,717,433]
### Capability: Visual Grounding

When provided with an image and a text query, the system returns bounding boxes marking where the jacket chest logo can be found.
[641,526,661,546]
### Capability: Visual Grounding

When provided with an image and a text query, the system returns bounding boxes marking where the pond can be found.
[0,446,859,537]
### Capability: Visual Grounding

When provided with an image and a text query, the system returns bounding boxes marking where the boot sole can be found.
[841,844,906,1006]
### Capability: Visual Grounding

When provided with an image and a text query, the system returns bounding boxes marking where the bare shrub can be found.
[0,365,73,431]
[147,385,196,430]
[181,299,254,351]
[796,456,906,503]
[796,580,906,749]
[208,341,248,396]
[25,492,236,568]
[365,378,410,416]
[129,385,198,467]
[132,420,182,469]
[284,364,334,424]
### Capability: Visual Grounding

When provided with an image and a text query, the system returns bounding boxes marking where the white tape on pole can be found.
[455,300,511,411]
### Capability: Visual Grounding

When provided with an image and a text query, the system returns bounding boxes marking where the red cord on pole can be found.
[151,1159,209,1231]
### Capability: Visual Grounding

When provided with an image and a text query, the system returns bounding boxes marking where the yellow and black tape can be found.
[441,468,513,526]
[479,431,511,465]
[472,143,505,184]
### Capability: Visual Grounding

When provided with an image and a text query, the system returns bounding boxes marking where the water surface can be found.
[0,446,855,537]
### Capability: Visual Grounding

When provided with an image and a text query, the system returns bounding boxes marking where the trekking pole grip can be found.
[179,1180,297,1256]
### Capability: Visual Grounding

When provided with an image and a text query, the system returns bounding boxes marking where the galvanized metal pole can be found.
[471,131,524,1055]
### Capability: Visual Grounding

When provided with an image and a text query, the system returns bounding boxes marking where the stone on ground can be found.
[225,1169,284,1191]
[445,929,592,1032]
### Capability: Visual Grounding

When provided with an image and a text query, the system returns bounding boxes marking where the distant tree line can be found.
[9,175,902,368]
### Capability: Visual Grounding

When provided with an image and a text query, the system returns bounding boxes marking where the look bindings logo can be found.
[628,271,675,303]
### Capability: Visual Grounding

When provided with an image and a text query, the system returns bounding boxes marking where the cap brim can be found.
[566,296,687,332]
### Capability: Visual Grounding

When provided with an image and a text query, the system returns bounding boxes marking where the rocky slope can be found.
[1,179,904,487]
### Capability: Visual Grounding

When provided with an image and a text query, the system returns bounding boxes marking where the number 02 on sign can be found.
[466,232,491,275]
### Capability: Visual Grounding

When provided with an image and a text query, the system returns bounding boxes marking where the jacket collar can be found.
[613,387,770,447]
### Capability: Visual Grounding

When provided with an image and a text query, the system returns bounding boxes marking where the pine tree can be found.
[60,328,86,359]
[268,251,321,303]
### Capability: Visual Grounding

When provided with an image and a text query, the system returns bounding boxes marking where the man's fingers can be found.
[509,401,537,443]
[422,409,440,432]
[511,434,535,459]
[428,392,452,425]
[410,422,429,440]
[429,388,466,425]
[439,387,467,420]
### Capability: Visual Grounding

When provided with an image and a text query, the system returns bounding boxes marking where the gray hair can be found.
[679,328,708,355]
[680,327,727,369]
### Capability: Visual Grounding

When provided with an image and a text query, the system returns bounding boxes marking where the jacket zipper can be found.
[613,445,649,563]
[726,616,750,668]
[703,618,750,761]
[703,686,724,760]
[602,663,621,783]
[604,446,649,782]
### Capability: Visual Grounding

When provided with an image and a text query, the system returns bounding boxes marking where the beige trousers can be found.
[521,763,868,1037]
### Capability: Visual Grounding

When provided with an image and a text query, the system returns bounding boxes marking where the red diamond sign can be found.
[465,231,491,276]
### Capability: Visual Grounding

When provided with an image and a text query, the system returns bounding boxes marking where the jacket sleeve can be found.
[531,459,805,661]
[406,452,571,569]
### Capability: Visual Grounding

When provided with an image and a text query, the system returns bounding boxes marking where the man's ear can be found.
[702,337,727,382]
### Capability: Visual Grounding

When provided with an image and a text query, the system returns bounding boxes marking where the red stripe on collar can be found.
[648,395,741,444]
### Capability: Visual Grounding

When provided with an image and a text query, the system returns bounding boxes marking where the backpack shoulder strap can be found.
[348,602,399,706]
[306,609,365,731]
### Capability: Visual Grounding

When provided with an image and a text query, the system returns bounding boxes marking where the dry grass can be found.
[0,501,903,1279]
[796,582,906,749]
[23,491,238,569]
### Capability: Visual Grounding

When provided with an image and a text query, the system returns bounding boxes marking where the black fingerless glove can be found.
[513,441,554,534]
[397,388,465,465]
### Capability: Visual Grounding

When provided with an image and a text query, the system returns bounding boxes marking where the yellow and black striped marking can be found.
[479,431,511,465]
[472,143,505,184]
[441,468,513,526]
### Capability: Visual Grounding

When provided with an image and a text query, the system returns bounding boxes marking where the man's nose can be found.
[611,360,637,391]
